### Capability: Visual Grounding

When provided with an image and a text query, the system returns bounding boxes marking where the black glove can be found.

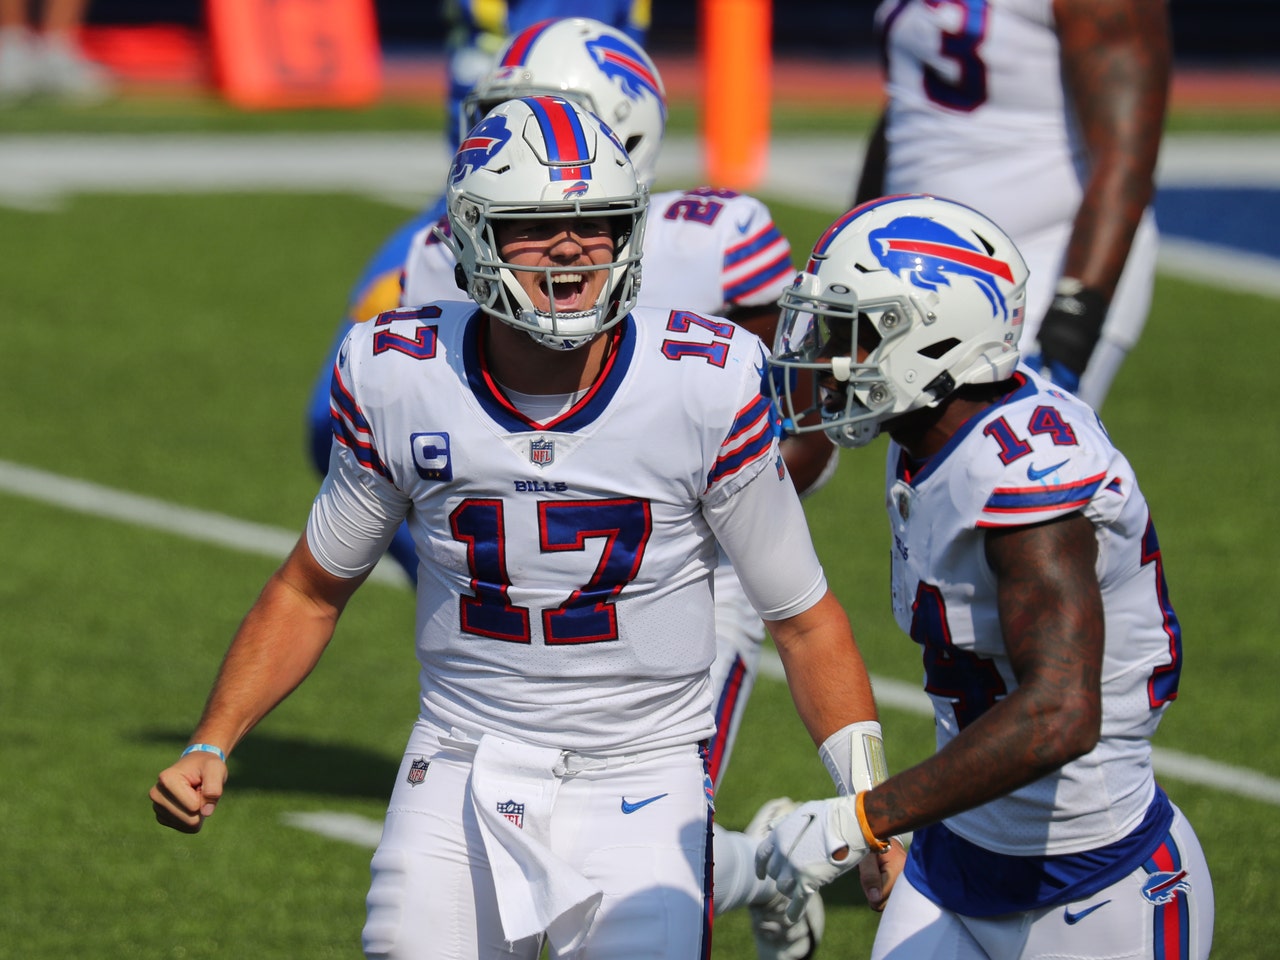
[1035,278,1108,389]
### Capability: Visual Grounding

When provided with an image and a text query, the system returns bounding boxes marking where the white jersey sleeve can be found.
[306,323,416,578]
[885,366,1182,855]
[703,459,827,622]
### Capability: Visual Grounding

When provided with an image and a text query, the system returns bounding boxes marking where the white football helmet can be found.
[446,95,648,351]
[770,194,1029,448]
[460,17,667,186]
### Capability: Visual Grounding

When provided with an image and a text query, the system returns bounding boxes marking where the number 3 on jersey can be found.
[451,497,653,645]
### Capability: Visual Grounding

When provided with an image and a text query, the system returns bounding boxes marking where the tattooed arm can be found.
[1054,0,1171,302]
[859,512,1105,839]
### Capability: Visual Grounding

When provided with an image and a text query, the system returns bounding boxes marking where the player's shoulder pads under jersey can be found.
[330,301,476,481]
[961,368,1126,529]
[631,304,782,497]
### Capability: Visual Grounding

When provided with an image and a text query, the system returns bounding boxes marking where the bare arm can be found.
[149,536,367,833]
[1055,0,1170,300]
[861,513,1104,839]
[766,588,879,746]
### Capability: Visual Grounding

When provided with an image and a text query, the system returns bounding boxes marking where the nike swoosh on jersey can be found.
[1026,459,1069,481]
[1063,899,1111,924]
[735,217,753,234]
[620,793,669,814]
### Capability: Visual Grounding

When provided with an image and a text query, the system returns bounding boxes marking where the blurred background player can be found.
[397,17,842,958]
[304,1,649,579]
[853,0,1171,409]
[0,0,112,101]
[153,94,886,960]
[762,194,1214,959]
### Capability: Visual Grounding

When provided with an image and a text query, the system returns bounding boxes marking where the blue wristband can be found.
[181,743,226,763]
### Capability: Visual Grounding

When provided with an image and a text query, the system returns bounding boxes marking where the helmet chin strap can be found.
[520,305,605,352]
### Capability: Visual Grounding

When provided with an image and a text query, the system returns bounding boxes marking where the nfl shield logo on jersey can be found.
[529,437,555,468]
[497,800,525,829]
[406,757,429,787]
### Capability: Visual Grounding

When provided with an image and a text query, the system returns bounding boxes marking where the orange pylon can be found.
[700,0,771,189]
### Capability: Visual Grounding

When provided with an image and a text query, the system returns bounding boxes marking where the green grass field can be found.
[1,100,1278,958]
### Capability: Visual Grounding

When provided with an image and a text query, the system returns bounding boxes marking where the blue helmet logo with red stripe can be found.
[586,35,665,118]
[450,115,512,185]
[869,216,1017,319]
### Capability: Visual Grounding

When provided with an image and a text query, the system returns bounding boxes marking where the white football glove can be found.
[754,796,868,922]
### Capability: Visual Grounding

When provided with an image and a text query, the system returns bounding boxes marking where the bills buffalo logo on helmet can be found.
[586,35,665,116]
[450,115,513,185]
[868,216,1018,320]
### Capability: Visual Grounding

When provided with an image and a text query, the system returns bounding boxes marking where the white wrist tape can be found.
[818,721,888,796]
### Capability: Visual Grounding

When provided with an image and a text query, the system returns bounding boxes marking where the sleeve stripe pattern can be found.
[329,364,391,480]
[722,224,794,303]
[977,471,1107,525]
[708,393,777,488]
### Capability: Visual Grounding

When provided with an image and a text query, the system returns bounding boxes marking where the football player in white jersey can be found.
[854,0,1171,410]
[397,18,842,958]
[302,2,651,583]
[150,96,889,960]
[761,195,1214,959]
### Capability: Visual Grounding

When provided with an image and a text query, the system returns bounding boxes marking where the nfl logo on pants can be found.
[497,800,525,829]
[406,757,428,786]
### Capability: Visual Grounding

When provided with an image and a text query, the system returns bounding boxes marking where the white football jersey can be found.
[399,187,795,316]
[874,0,1158,347]
[884,367,1183,856]
[307,302,826,755]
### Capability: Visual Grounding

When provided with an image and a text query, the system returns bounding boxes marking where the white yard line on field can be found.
[0,458,410,588]
[2,456,1277,825]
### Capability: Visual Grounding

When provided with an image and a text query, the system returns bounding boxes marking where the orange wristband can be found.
[856,791,891,853]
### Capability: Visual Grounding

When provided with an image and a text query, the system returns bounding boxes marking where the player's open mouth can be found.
[819,380,849,415]
[543,273,587,310]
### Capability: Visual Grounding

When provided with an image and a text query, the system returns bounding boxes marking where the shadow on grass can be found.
[141,729,399,800]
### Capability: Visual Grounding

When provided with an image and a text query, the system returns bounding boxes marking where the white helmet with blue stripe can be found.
[446,95,648,351]
[770,194,1029,447]
[461,17,667,187]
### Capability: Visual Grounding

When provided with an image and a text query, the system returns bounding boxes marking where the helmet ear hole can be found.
[453,263,468,293]
[918,338,961,360]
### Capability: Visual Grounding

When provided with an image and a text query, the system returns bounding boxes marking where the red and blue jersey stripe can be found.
[978,472,1107,525]
[330,363,391,480]
[708,393,778,488]
[724,223,794,302]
